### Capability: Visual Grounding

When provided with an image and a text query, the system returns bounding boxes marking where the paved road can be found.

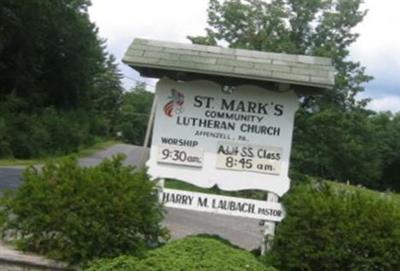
[0,144,147,191]
[163,207,261,250]
[0,144,262,250]
[79,144,147,167]
[0,168,23,191]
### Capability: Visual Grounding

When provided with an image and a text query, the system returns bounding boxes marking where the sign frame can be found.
[146,78,299,197]
[161,188,285,222]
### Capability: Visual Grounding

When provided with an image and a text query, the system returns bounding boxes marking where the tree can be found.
[89,54,124,136]
[189,0,382,187]
[369,112,400,191]
[189,0,372,110]
[117,83,154,145]
[292,107,381,187]
[0,0,106,110]
[0,0,124,158]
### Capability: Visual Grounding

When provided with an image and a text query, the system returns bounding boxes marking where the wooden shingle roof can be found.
[123,38,335,93]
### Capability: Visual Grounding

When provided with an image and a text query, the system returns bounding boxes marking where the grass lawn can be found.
[164,179,267,200]
[329,180,400,206]
[165,178,400,203]
[0,140,120,167]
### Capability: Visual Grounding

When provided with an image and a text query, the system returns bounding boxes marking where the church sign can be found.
[123,38,335,223]
[147,78,299,197]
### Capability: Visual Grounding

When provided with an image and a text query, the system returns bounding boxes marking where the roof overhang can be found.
[123,38,336,95]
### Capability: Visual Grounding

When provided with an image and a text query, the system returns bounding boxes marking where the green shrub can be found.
[267,182,400,271]
[85,236,277,271]
[0,155,168,264]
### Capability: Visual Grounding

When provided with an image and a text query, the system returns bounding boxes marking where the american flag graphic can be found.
[163,89,184,117]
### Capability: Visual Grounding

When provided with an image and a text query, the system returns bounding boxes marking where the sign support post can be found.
[261,192,279,254]
[140,95,158,167]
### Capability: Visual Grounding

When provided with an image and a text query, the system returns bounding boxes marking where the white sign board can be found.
[147,78,299,196]
[161,188,285,222]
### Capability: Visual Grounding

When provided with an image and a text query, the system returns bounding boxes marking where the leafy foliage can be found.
[0,156,168,264]
[292,107,381,187]
[369,112,400,191]
[0,0,123,158]
[292,109,400,191]
[117,83,154,145]
[266,181,400,271]
[189,0,400,191]
[0,105,107,159]
[189,0,372,109]
[85,236,277,271]
[0,0,106,109]
[89,54,124,136]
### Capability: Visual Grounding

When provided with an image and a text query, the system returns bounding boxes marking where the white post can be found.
[260,192,279,254]
[158,178,165,189]
[139,94,157,168]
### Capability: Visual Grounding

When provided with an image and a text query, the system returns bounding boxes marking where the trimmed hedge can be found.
[267,181,400,271]
[0,155,168,264]
[86,236,277,271]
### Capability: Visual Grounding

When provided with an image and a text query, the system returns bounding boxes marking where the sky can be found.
[89,0,400,113]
